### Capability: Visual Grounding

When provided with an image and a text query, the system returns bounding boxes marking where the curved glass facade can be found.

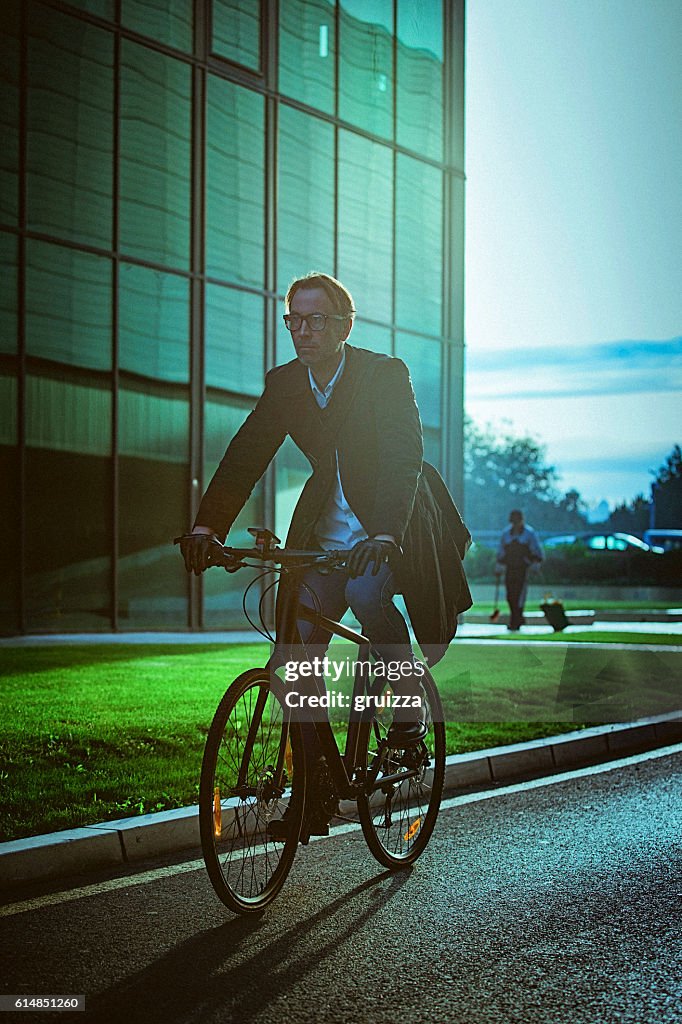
[0,0,465,634]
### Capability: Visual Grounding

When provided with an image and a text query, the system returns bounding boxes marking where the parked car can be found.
[643,529,682,552]
[543,532,663,554]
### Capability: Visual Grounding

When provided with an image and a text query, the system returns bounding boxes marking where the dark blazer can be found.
[196,344,423,546]
[400,462,472,664]
[196,343,471,663]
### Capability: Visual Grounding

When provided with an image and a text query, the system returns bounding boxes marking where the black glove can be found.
[346,538,398,579]
[176,533,227,576]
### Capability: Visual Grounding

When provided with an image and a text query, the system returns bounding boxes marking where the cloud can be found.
[466,336,682,401]
[559,454,664,474]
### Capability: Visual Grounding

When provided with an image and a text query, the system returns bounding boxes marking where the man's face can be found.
[287,286,350,371]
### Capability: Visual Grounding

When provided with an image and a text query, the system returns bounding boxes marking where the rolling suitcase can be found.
[540,598,569,632]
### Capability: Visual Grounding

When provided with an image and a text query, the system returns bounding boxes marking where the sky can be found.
[464,0,682,509]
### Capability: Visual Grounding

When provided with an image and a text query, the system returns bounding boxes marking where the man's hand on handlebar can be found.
[175,533,242,575]
[346,537,399,579]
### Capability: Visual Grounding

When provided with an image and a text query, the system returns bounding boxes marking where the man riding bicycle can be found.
[179,272,470,836]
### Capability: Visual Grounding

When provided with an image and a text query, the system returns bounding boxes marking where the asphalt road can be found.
[2,748,680,1024]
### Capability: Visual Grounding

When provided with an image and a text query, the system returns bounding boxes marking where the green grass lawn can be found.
[2,639,680,841]
[487,631,682,645]
[469,599,682,613]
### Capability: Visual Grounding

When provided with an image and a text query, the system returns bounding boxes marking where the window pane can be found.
[205,393,254,469]
[26,240,111,371]
[26,373,111,454]
[352,320,392,354]
[395,332,441,429]
[119,263,189,383]
[27,7,113,248]
[277,106,334,295]
[119,42,191,269]
[121,0,193,52]
[206,76,264,286]
[212,0,260,70]
[279,0,335,115]
[118,382,189,628]
[338,130,393,324]
[339,0,393,138]
[206,284,264,395]
[0,374,17,446]
[24,373,112,631]
[0,375,18,631]
[422,426,440,467]
[395,154,442,335]
[396,0,443,160]
[0,232,17,354]
[62,0,115,17]
[0,4,19,223]
[203,394,264,628]
[276,318,296,366]
[119,381,187,461]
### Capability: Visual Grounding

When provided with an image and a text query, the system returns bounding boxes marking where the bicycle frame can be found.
[278,581,425,803]
[194,532,429,806]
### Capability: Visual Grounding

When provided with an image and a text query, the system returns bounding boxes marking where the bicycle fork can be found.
[228,681,291,837]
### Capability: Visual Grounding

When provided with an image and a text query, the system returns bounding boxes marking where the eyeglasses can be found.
[283,312,351,332]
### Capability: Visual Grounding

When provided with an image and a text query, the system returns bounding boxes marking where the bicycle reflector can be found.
[404,818,421,842]
[285,736,293,778]
[377,688,392,716]
[213,787,222,838]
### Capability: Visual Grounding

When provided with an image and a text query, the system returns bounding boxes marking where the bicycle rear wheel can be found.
[357,666,445,868]
[199,668,306,913]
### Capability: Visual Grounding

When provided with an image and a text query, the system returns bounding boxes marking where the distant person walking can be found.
[496,509,544,630]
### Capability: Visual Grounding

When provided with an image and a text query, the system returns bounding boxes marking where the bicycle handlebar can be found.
[174,529,350,574]
[218,544,350,570]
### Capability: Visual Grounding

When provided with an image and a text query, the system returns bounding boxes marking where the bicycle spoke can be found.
[358,669,445,867]
[200,671,304,913]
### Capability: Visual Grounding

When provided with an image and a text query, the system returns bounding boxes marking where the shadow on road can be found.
[89,867,412,1023]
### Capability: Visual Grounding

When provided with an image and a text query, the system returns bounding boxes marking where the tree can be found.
[556,488,590,531]
[463,419,590,534]
[652,444,682,485]
[464,419,558,501]
[604,494,650,534]
[650,444,682,528]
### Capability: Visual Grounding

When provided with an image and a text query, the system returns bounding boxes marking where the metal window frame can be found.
[8,0,465,634]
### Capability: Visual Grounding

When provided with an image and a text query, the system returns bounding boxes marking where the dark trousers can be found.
[297,560,411,656]
[270,561,419,761]
[505,567,529,630]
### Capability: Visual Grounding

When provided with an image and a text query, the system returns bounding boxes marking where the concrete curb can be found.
[2,712,680,891]
[462,609,682,625]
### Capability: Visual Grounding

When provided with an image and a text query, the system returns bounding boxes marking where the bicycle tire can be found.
[357,666,445,868]
[199,668,306,913]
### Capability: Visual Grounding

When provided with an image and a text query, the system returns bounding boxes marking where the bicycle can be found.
[185,527,445,915]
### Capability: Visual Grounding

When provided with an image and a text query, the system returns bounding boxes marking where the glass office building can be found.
[0,0,465,634]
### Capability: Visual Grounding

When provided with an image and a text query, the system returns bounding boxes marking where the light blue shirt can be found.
[497,524,544,566]
[308,353,368,550]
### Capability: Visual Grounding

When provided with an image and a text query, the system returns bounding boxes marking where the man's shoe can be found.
[267,755,337,843]
[386,719,428,746]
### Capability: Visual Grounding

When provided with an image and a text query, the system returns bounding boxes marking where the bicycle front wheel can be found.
[357,666,445,868]
[199,668,306,913]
